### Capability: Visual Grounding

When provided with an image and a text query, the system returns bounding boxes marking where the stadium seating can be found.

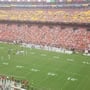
[0,8,89,23]
[0,23,90,51]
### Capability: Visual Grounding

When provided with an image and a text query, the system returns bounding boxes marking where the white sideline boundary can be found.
[21,43,73,54]
[1,42,90,56]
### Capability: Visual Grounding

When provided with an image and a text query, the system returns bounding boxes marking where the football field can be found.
[0,43,90,90]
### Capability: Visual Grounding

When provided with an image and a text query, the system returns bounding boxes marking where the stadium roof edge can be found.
[0,1,90,8]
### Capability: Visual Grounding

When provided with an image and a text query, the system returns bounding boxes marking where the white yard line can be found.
[67,77,78,81]
[16,65,24,68]
[30,68,40,72]
[67,58,74,62]
[53,56,59,59]
[2,62,9,65]
[30,52,35,55]
[40,54,47,56]
[47,72,57,76]
[82,61,90,65]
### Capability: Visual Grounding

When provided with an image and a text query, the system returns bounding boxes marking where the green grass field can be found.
[0,42,90,90]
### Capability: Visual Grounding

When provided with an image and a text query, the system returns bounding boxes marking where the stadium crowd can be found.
[0,23,90,52]
[0,75,29,90]
[0,8,89,23]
